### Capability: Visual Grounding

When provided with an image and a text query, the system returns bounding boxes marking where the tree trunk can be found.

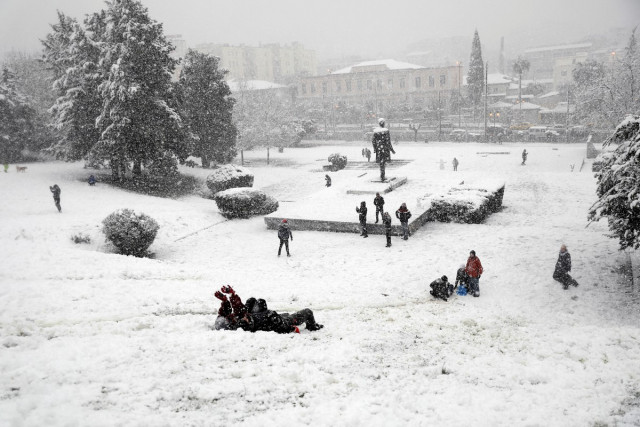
[201,154,210,169]
[241,149,244,166]
[267,147,270,165]
[111,156,119,182]
[132,159,142,176]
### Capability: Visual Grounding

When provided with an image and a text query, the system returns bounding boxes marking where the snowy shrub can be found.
[424,184,505,224]
[206,164,254,195]
[328,153,347,171]
[71,233,91,244]
[102,209,159,256]
[148,152,179,178]
[589,115,640,250]
[214,188,279,219]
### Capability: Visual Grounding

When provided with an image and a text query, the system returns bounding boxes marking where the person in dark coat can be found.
[452,157,459,171]
[371,118,395,181]
[356,201,368,237]
[373,192,385,223]
[455,265,468,292]
[88,175,96,186]
[465,250,483,297]
[277,219,293,257]
[49,184,61,213]
[325,174,332,187]
[382,211,392,247]
[553,244,579,289]
[522,149,528,165]
[430,275,453,301]
[395,203,411,240]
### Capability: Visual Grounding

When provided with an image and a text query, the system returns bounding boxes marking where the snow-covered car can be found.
[449,129,467,141]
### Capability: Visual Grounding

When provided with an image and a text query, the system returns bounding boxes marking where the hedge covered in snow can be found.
[102,209,159,256]
[206,164,254,195]
[328,153,347,171]
[421,183,505,224]
[214,188,278,219]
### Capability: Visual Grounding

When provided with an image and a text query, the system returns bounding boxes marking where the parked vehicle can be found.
[449,129,467,141]
[528,126,548,141]
[510,122,533,131]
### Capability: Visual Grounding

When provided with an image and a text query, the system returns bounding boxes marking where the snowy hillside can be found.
[1,141,639,426]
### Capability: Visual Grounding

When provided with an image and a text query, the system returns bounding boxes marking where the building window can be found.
[377,79,382,90]
[346,80,352,91]
[387,79,393,89]
[322,82,327,94]
[400,78,405,88]
[301,83,306,94]
[367,80,372,90]
[415,77,421,88]
[440,75,446,86]
[429,76,435,87]
[311,83,316,93]
[358,80,363,91]
[336,81,341,92]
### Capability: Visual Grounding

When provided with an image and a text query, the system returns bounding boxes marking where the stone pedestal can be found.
[346,176,407,195]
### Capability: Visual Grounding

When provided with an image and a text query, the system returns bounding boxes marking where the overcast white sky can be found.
[1,0,639,60]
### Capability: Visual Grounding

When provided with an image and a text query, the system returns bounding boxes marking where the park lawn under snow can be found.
[1,141,639,426]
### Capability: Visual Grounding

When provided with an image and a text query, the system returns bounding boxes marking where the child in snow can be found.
[553,244,579,289]
[356,201,368,237]
[455,265,469,294]
[277,219,293,257]
[382,212,392,247]
[395,203,411,240]
[325,174,332,187]
[430,276,453,301]
[88,175,96,186]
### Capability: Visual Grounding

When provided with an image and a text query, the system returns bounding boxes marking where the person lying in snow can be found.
[213,286,323,333]
[430,276,454,301]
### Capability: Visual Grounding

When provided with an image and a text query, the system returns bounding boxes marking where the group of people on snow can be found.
[354,195,412,245]
[213,285,323,334]
[430,250,484,301]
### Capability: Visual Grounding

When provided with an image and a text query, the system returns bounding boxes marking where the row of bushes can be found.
[423,184,505,224]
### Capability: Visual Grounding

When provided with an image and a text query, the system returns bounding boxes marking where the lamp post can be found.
[456,61,462,128]
[488,111,500,141]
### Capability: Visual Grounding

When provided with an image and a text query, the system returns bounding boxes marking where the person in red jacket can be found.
[465,250,483,297]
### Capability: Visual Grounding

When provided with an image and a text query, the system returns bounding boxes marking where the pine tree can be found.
[177,49,236,167]
[0,67,37,162]
[467,30,485,110]
[589,115,640,250]
[96,0,184,180]
[42,11,103,160]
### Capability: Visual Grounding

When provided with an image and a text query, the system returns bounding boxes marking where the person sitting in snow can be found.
[553,244,579,290]
[455,265,469,294]
[325,174,332,187]
[88,174,96,186]
[213,286,323,333]
[430,276,453,301]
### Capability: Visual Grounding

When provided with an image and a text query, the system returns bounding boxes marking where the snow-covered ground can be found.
[1,141,639,426]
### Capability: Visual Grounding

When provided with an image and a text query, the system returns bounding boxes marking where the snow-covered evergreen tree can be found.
[42,11,103,160]
[96,0,184,180]
[177,49,236,167]
[467,30,485,110]
[0,67,37,162]
[589,115,640,250]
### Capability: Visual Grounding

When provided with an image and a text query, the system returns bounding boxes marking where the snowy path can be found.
[1,142,639,426]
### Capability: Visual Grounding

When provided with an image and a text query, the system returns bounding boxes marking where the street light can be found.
[456,61,462,128]
[488,111,500,141]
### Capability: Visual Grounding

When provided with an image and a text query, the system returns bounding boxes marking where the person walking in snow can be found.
[465,250,483,297]
[522,149,528,165]
[452,157,459,171]
[395,203,411,240]
[49,184,61,213]
[325,174,332,187]
[356,201,368,237]
[382,211,392,247]
[371,118,395,181]
[553,244,579,290]
[365,147,371,162]
[373,192,385,223]
[277,219,293,257]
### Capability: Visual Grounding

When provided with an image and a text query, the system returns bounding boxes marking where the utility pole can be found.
[484,61,488,141]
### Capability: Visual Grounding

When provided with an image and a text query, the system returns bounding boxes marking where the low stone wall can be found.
[264,216,405,236]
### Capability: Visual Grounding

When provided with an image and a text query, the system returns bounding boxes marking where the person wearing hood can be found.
[356,201,368,237]
[430,275,453,301]
[325,174,332,187]
[395,203,411,240]
[382,211,393,247]
[553,244,579,289]
[277,219,293,257]
[49,184,62,213]
[465,250,483,297]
